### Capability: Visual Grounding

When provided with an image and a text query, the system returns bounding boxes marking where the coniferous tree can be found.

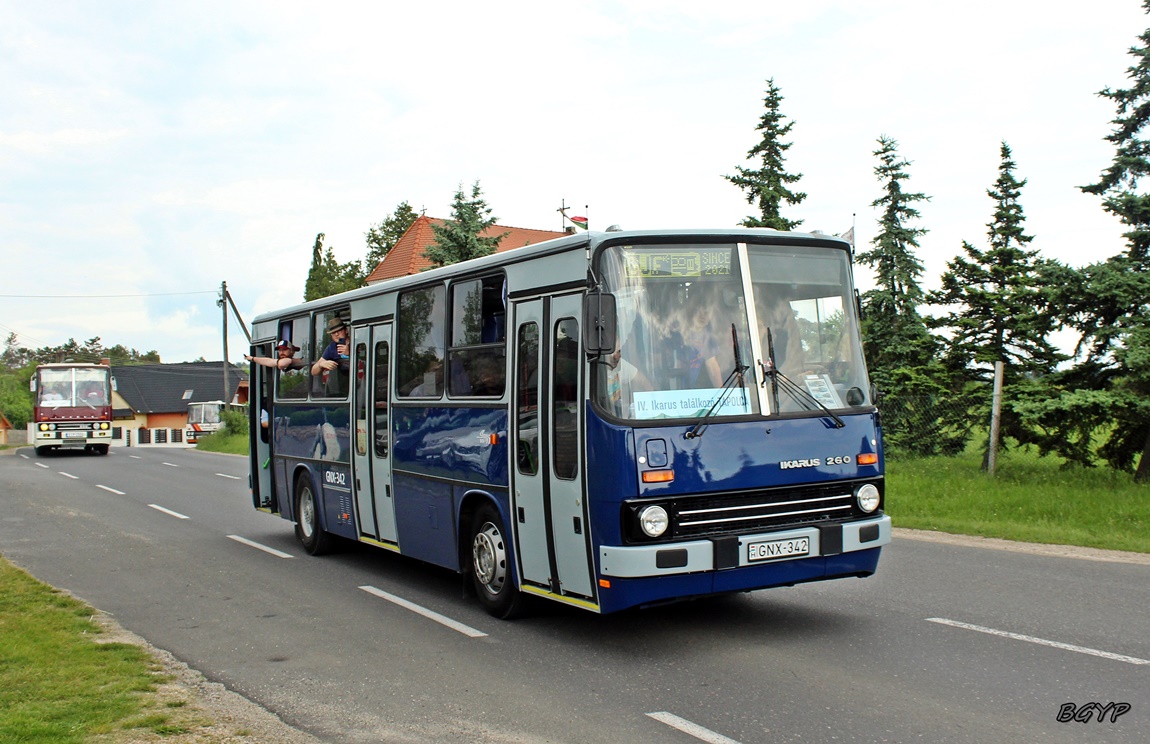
[304,232,364,301]
[724,79,806,230]
[1053,1,1150,480]
[424,181,507,268]
[929,143,1066,467]
[930,143,1064,380]
[364,201,419,274]
[857,136,953,455]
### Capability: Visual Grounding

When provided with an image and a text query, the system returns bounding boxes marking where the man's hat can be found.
[275,339,299,351]
[327,317,347,332]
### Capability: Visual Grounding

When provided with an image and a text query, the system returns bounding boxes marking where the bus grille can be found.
[668,484,856,539]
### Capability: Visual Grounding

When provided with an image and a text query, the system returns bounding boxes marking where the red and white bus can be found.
[30,363,115,455]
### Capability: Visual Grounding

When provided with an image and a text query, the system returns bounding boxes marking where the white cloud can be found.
[0,0,1144,361]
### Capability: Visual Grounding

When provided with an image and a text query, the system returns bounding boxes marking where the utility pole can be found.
[220,281,229,405]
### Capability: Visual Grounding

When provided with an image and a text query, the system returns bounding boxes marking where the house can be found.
[0,410,13,445]
[111,361,248,436]
[365,215,570,283]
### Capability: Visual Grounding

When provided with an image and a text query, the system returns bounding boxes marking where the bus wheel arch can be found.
[293,469,331,556]
[462,497,525,619]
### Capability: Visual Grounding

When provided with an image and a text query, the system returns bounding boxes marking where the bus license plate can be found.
[747,537,810,562]
[63,431,85,438]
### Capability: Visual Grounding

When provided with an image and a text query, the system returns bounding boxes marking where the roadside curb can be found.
[894,527,1150,565]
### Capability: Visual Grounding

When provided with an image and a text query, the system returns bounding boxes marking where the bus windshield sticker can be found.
[631,387,751,420]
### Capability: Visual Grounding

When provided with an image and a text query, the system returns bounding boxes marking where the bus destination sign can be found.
[623,247,733,278]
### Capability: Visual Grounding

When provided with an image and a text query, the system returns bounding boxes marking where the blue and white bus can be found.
[247,228,890,617]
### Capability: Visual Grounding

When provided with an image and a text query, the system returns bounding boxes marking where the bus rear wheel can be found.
[294,475,331,556]
[469,503,525,619]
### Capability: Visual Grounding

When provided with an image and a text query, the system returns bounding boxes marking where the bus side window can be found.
[397,285,446,397]
[277,317,310,399]
[312,310,350,399]
[448,275,506,397]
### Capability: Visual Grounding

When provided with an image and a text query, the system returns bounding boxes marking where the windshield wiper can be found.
[686,324,749,439]
[759,327,845,428]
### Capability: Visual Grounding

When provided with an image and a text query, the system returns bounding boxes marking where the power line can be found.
[0,291,216,298]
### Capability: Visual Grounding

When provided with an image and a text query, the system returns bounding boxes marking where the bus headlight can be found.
[100,422,110,430]
[638,505,669,538]
[39,423,50,431]
[856,483,881,513]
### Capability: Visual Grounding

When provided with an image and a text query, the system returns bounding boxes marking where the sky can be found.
[1,0,1146,363]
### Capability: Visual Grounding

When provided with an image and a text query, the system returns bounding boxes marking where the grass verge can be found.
[0,557,194,742]
[886,450,1150,553]
[193,430,249,456]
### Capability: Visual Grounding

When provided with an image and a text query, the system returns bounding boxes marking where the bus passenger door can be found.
[351,324,398,544]
[512,295,594,600]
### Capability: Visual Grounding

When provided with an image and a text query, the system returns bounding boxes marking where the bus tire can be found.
[294,474,331,556]
[469,503,525,619]
[95,444,110,455]
[35,446,49,457]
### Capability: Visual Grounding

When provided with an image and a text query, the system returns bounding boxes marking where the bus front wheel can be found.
[294,475,331,556]
[469,503,525,619]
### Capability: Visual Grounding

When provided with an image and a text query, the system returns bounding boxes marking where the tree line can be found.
[723,8,1150,481]
[0,334,161,429]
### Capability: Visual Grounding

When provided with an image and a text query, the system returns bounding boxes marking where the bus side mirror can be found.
[29,378,37,392]
[583,292,617,358]
[111,377,117,392]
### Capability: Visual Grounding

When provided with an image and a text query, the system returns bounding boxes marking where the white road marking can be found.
[97,485,125,495]
[148,504,189,520]
[129,455,142,459]
[359,585,488,638]
[162,462,178,467]
[227,535,294,558]
[927,618,1150,666]
[59,472,79,479]
[35,462,49,469]
[215,473,241,480]
[646,712,742,744]
[19,453,29,459]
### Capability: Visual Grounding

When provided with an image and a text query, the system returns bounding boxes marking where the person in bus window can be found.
[311,318,350,376]
[677,288,724,388]
[246,340,304,370]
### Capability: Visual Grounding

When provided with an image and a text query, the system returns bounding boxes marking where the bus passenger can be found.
[246,340,304,370]
[311,318,350,376]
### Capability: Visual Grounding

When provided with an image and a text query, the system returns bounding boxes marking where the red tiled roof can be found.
[365,215,569,283]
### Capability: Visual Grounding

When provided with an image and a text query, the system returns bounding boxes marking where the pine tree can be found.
[857,137,953,456]
[930,143,1064,380]
[364,201,419,274]
[304,232,364,301]
[424,181,507,268]
[724,79,806,230]
[1065,0,1150,480]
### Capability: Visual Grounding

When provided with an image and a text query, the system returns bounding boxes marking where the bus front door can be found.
[351,323,397,545]
[511,295,595,602]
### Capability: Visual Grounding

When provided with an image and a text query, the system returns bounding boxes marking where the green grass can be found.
[0,558,170,742]
[193,429,249,456]
[887,450,1150,553]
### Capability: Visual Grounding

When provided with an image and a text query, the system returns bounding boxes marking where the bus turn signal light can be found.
[857,453,878,465]
[641,469,674,483]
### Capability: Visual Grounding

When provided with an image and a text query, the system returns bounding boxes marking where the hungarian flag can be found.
[569,215,588,230]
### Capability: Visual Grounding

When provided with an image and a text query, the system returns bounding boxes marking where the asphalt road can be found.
[1,446,1147,743]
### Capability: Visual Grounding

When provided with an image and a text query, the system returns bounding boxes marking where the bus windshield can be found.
[595,240,871,420]
[37,367,110,408]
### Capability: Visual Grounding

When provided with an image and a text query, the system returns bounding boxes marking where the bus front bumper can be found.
[599,515,891,578]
